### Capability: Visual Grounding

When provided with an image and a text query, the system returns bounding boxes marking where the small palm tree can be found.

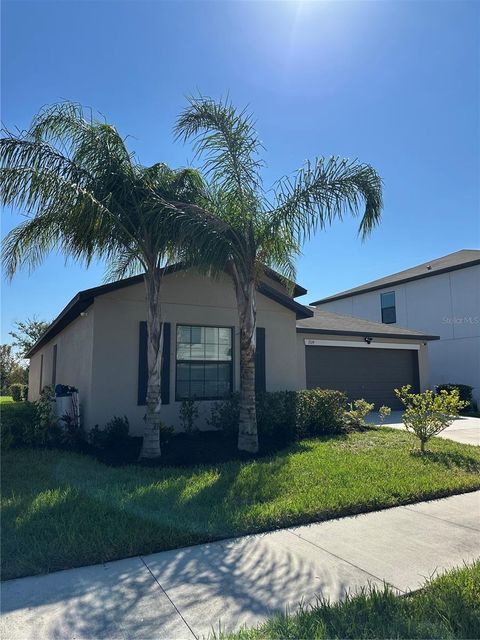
[173,97,383,453]
[1,102,205,458]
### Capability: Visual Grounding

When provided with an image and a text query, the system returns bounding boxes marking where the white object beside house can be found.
[311,249,480,405]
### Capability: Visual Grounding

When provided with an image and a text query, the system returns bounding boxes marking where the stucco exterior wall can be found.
[28,308,95,425]
[296,332,429,393]
[89,270,299,434]
[316,264,480,403]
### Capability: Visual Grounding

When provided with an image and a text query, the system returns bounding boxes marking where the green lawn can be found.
[0,396,14,404]
[220,562,480,640]
[2,429,480,580]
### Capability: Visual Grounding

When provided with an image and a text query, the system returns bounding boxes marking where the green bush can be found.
[208,389,347,444]
[343,399,375,431]
[208,393,240,436]
[9,383,27,402]
[0,386,62,449]
[1,401,39,448]
[295,389,347,437]
[88,416,130,450]
[435,383,473,411]
[179,398,199,433]
[395,385,466,452]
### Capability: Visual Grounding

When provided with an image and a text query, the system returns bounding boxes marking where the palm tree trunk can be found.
[140,269,163,459]
[230,265,259,454]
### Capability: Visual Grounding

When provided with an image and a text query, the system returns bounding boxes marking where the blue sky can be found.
[2,0,479,342]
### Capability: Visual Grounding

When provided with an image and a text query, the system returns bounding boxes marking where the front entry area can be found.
[305,343,420,409]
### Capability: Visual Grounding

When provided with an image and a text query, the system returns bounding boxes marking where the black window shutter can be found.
[137,321,170,406]
[255,327,266,392]
[137,322,148,405]
[160,322,171,405]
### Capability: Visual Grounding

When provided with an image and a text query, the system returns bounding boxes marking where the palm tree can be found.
[1,102,205,458]
[173,97,383,453]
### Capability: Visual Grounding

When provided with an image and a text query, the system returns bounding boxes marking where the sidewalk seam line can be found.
[140,556,198,640]
[401,506,480,532]
[285,529,404,594]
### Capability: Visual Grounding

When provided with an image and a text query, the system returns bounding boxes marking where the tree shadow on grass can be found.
[411,449,480,473]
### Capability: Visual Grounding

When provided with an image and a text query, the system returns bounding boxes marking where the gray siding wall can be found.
[316,264,480,403]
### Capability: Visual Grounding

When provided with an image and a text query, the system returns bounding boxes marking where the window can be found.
[176,325,233,400]
[381,291,396,324]
[52,345,58,387]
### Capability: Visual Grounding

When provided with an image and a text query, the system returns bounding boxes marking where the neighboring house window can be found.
[176,325,233,400]
[381,291,396,324]
[52,344,57,387]
[39,354,44,393]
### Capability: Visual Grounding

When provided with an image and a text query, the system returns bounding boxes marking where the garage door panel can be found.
[305,346,419,409]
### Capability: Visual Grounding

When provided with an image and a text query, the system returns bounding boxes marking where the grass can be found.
[0,395,14,404]
[219,562,480,639]
[2,428,480,580]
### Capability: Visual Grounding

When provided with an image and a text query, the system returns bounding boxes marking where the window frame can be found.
[175,324,234,401]
[381,291,396,324]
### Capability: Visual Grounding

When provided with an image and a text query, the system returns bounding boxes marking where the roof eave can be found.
[296,327,440,341]
[27,273,313,357]
[310,258,480,306]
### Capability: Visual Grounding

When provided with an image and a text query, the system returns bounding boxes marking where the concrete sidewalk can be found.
[1,491,479,639]
[367,412,480,446]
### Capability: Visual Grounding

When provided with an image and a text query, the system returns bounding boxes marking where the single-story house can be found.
[27,266,439,434]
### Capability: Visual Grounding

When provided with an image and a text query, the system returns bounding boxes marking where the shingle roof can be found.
[26,266,312,357]
[310,249,480,306]
[297,308,439,341]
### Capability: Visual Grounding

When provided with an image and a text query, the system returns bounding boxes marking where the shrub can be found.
[9,383,26,402]
[208,393,240,436]
[295,389,347,438]
[22,385,29,402]
[208,389,348,445]
[32,385,61,447]
[179,399,199,433]
[435,383,473,411]
[343,399,375,431]
[378,405,392,424]
[89,416,130,450]
[1,419,13,450]
[395,385,467,452]
[1,401,41,448]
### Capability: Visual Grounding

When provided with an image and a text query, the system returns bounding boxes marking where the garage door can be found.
[305,346,420,409]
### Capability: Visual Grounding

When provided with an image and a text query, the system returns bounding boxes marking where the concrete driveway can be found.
[367,411,480,446]
[1,491,479,639]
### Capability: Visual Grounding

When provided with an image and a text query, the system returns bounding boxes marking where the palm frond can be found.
[174,95,264,207]
[270,156,383,242]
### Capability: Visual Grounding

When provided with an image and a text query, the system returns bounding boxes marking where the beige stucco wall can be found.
[28,308,95,425]
[316,265,480,402]
[296,332,429,394]
[88,269,299,435]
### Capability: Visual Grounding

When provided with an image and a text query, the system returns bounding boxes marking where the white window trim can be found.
[304,338,420,351]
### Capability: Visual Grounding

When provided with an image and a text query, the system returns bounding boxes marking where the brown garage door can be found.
[305,346,419,409]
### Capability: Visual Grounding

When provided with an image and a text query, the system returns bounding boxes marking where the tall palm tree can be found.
[1,102,205,458]
[173,97,383,453]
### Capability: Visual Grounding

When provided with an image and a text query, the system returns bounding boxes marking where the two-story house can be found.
[311,250,480,405]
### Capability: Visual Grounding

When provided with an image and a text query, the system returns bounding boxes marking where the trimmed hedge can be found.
[209,389,348,445]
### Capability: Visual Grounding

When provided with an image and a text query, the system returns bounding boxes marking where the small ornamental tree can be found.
[395,385,467,452]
